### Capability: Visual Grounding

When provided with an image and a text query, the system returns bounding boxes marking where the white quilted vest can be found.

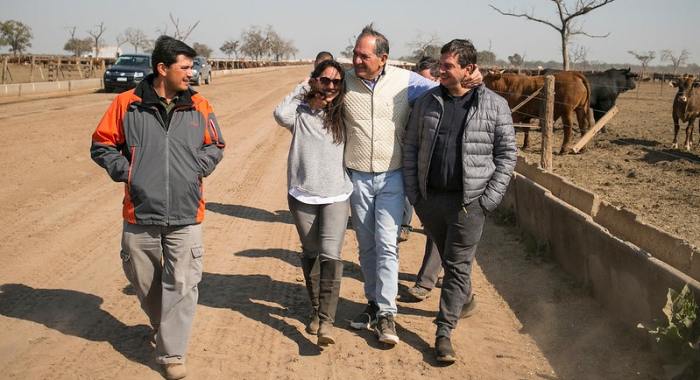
[344,65,411,172]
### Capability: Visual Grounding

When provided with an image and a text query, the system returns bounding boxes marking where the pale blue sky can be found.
[2,0,697,65]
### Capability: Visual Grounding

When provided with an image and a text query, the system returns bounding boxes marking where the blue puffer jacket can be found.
[403,84,516,211]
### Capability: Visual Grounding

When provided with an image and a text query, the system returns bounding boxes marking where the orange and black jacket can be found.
[91,75,225,226]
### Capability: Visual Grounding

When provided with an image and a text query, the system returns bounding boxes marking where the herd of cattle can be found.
[478,68,700,154]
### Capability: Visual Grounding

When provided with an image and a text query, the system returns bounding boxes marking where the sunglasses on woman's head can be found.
[318,77,342,86]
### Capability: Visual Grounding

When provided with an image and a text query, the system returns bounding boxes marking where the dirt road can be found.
[0,66,657,379]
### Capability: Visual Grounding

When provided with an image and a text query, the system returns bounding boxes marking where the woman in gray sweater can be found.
[273,60,352,346]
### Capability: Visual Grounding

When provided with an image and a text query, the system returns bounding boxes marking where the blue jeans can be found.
[349,169,404,316]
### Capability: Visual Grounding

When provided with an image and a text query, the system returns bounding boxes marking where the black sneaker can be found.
[459,294,477,319]
[350,301,378,330]
[375,314,400,345]
[435,336,456,363]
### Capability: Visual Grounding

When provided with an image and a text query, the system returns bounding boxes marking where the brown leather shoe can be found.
[163,363,187,380]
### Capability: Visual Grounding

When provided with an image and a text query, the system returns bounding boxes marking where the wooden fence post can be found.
[540,75,555,171]
[30,56,36,82]
[1,57,7,84]
[75,56,83,78]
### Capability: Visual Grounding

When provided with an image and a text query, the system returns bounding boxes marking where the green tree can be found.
[0,20,33,56]
[64,37,93,56]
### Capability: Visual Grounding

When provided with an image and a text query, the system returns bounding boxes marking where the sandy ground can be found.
[0,66,659,379]
[520,80,700,249]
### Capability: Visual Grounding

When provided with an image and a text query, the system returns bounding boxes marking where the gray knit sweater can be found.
[273,83,353,199]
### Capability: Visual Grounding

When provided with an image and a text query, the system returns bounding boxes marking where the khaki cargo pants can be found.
[121,222,203,364]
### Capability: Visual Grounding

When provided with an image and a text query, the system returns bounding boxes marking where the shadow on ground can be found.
[641,147,700,164]
[0,283,159,373]
[206,202,293,224]
[610,137,660,147]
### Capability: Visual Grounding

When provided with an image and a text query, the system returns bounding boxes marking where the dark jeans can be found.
[414,192,486,336]
[415,237,441,290]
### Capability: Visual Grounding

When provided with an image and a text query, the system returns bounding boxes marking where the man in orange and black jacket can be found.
[90,35,224,380]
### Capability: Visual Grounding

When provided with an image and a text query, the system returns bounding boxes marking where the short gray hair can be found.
[357,23,389,56]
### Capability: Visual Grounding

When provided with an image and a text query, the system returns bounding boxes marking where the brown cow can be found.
[671,76,700,150]
[484,71,594,154]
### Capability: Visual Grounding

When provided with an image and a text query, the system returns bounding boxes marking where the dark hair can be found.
[357,23,389,56]
[415,56,439,78]
[307,59,345,144]
[314,51,334,64]
[151,35,197,76]
[440,39,477,67]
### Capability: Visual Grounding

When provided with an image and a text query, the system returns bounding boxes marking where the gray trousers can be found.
[402,196,414,226]
[415,237,442,290]
[120,222,203,364]
[288,195,349,261]
[414,192,485,336]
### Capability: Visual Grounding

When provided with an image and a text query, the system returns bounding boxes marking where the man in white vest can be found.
[344,24,480,346]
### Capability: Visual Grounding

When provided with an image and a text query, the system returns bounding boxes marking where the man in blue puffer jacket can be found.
[403,38,516,363]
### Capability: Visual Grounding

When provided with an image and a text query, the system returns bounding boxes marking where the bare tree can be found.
[628,50,655,79]
[0,20,33,56]
[220,39,240,59]
[264,27,297,61]
[87,22,106,57]
[240,25,269,60]
[661,49,690,75]
[569,44,589,70]
[340,37,355,59]
[407,32,442,61]
[123,27,149,53]
[167,13,199,41]
[491,0,616,70]
[115,33,127,55]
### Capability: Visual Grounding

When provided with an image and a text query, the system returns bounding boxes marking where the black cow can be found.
[585,68,638,130]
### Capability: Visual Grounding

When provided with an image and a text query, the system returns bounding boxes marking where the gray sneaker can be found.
[375,314,400,345]
[406,285,431,301]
